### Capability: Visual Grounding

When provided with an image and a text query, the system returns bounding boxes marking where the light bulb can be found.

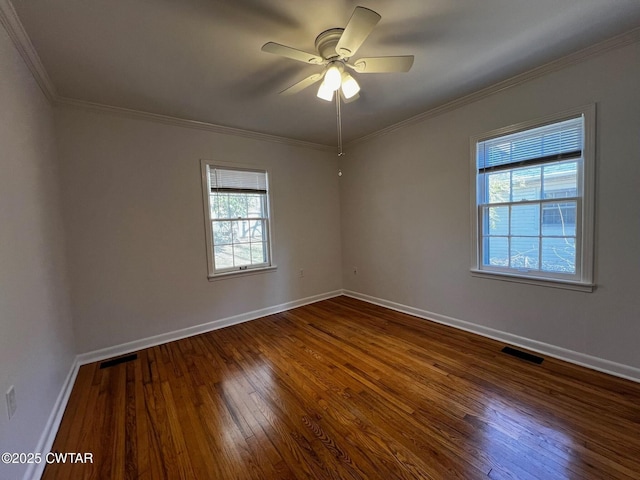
[324,65,342,91]
[341,73,360,99]
[317,81,334,101]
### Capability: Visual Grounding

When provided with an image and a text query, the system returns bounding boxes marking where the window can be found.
[471,106,595,290]
[201,162,274,278]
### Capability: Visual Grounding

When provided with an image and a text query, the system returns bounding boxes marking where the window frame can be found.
[469,105,596,291]
[200,160,276,279]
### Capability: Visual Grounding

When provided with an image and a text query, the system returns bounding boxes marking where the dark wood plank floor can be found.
[43,296,640,479]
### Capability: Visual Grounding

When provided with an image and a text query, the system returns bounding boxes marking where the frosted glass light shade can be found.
[317,81,334,101]
[324,65,342,91]
[341,73,360,99]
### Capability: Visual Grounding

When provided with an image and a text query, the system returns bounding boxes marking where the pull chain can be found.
[336,93,343,156]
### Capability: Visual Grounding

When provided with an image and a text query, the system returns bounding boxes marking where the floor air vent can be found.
[99,354,138,369]
[501,346,543,364]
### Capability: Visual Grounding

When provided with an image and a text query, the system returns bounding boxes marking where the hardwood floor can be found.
[43,296,640,479]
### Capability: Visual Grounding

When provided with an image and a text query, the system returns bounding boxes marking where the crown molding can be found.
[0,0,57,102]
[3,0,639,152]
[56,97,334,152]
[0,0,332,152]
[347,26,640,148]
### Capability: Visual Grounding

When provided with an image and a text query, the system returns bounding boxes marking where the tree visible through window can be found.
[201,164,272,276]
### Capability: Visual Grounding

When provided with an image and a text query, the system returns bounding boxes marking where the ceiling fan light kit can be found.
[262,6,414,154]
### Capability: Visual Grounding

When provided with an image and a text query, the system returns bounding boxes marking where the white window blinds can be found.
[477,116,583,172]
[209,167,267,193]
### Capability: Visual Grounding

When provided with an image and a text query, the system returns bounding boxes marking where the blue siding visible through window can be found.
[476,116,583,277]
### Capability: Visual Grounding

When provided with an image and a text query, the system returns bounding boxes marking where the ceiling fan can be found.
[261,6,414,102]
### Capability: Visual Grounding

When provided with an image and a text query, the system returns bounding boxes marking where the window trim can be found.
[200,160,276,280]
[469,104,596,291]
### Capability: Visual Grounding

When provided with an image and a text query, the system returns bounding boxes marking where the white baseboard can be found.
[28,287,638,480]
[23,358,80,480]
[77,290,343,366]
[26,290,341,479]
[343,290,640,383]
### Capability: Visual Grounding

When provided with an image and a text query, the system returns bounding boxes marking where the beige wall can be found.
[340,41,640,371]
[4,16,640,477]
[55,108,343,353]
[0,25,75,480]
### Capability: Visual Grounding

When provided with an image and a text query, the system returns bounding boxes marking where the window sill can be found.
[208,265,278,282]
[470,269,595,292]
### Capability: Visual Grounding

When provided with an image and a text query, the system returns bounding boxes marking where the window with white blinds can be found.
[471,106,595,290]
[201,163,273,277]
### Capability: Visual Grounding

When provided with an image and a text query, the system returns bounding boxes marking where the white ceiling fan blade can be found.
[279,73,323,95]
[335,7,381,58]
[261,42,325,65]
[352,56,414,73]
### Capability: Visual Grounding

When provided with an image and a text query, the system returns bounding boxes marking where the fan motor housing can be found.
[315,28,345,60]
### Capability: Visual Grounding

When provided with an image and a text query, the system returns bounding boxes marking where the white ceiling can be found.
[10,0,640,145]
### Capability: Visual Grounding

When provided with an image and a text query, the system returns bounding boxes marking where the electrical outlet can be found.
[299,269,304,278]
[6,386,16,420]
